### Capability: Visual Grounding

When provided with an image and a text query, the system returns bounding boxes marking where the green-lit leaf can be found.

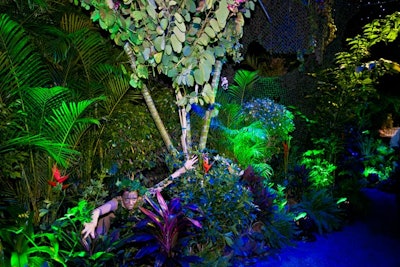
[209,18,220,32]
[197,33,209,46]
[167,68,178,77]
[204,26,216,38]
[165,44,173,55]
[193,17,202,24]
[142,48,150,60]
[175,21,186,33]
[132,11,144,21]
[154,35,165,51]
[203,50,215,65]
[173,26,186,42]
[156,25,164,35]
[160,18,169,30]
[175,13,184,23]
[171,34,182,53]
[185,0,197,12]
[215,0,229,28]
[137,64,149,79]
[183,45,192,56]
[154,52,163,64]
[146,4,157,19]
[194,68,205,85]
[187,74,194,86]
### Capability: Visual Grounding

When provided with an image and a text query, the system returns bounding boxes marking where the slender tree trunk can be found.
[123,43,177,155]
[142,84,177,154]
[198,60,222,151]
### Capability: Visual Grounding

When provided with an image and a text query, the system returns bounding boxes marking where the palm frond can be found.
[227,70,259,105]
[103,76,139,114]
[44,97,104,147]
[217,103,244,130]
[1,135,79,167]
[228,121,269,169]
[71,28,111,71]
[0,14,51,101]
[60,12,95,34]
[21,86,72,131]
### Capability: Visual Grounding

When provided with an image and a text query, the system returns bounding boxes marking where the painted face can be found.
[122,191,138,210]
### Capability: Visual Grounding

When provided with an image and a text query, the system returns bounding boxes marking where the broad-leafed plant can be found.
[0,209,66,267]
[130,191,203,267]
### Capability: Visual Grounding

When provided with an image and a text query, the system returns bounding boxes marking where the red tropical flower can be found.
[48,165,69,189]
[202,156,214,173]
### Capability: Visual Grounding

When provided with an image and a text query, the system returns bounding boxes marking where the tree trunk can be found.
[198,60,222,151]
[142,84,177,154]
[124,43,177,155]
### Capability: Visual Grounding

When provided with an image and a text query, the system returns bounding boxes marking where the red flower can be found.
[48,165,69,189]
[203,156,214,173]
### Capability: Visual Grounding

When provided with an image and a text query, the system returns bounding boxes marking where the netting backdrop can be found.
[221,0,368,146]
[242,0,313,55]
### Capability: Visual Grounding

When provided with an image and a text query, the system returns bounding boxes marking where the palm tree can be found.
[0,11,109,223]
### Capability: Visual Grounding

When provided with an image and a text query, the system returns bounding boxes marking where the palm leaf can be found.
[217,103,244,130]
[60,12,95,34]
[21,86,72,132]
[228,121,269,169]
[102,75,142,114]
[44,97,105,153]
[227,70,259,105]
[1,135,79,167]
[0,14,51,103]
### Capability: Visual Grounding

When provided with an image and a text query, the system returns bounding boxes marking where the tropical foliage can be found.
[74,0,258,153]
[1,1,400,266]
[130,191,203,267]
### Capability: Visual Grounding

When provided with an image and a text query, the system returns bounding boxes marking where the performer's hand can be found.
[184,155,198,171]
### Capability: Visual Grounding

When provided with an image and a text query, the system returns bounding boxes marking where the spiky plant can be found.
[293,189,344,234]
[131,191,203,267]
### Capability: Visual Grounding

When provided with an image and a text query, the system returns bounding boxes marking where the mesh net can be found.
[243,0,313,54]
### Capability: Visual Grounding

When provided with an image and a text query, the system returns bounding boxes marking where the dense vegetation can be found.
[0,0,399,266]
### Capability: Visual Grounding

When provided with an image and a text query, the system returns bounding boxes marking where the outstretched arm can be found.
[149,155,198,193]
[81,198,119,239]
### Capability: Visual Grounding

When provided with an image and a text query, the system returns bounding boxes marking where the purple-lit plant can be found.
[131,191,203,267]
